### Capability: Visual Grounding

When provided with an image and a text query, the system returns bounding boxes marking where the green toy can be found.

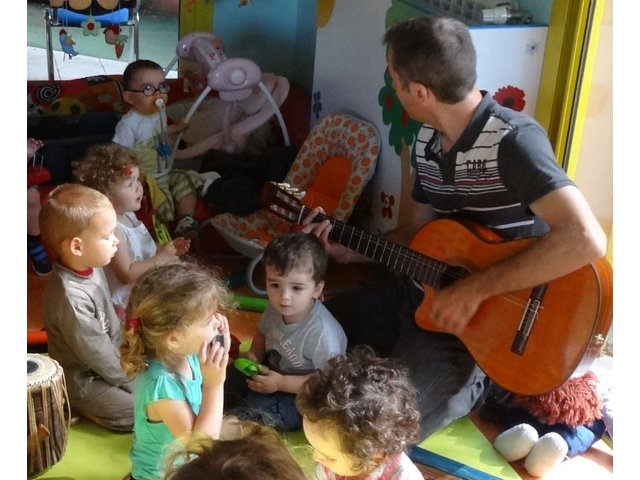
[234,357,266,377]
[231,294,269,312]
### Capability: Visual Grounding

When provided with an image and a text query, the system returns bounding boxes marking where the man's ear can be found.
[313,280,325,299]
[411,81,429,103]
[69,237,83,257]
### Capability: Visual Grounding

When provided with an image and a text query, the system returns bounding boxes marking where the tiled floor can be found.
[27,0,179,78]
[27,46,178,81]
[27,0,179,81]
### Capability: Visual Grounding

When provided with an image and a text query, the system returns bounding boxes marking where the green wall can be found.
[213,0,317,94]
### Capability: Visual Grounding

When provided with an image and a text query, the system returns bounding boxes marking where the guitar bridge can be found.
[511,284,547,355]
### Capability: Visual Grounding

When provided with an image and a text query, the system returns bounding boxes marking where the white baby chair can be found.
[141,32,291,242]
[153,32,290,180]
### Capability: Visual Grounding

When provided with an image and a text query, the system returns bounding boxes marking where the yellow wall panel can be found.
[179,0,215,38]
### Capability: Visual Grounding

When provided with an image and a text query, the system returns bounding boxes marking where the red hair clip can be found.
[126,317,140,331]
[123,165,133,177]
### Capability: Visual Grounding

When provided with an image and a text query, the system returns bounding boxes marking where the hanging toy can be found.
[103,25,128,59]
[58,29,79,59]
[81,15,102,36]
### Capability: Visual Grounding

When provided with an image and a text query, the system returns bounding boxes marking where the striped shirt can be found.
[412,92,574,241]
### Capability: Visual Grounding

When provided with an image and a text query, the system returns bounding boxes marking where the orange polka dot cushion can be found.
[284,112,379,222]
[210,111,380,255]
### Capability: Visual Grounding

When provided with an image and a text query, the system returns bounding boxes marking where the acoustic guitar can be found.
[262,182,613,395]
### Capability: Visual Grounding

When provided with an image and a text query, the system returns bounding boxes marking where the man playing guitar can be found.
[302,16,607,439]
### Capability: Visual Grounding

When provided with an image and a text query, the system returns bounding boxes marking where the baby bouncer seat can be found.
[207,111,380,294]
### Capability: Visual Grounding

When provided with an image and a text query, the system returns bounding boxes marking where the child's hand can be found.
[27,138,44,158]
[172,237,191,256]
[199,336,228,389]
[246,367,281,394]
[241,351,259,363]
[155,242,179,265]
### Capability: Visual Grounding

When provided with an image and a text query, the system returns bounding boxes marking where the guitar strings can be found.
[270,190,536,311]
[303,206,535,311]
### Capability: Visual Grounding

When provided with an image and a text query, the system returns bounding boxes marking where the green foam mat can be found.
[35,420,132,479]
[33,421,316,479]
[283,430,315,476]
[33,416,519,480]
[414,417,521,480]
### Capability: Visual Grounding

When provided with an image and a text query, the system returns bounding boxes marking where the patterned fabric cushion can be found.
[27,77,199,116]
[210,111,380,255]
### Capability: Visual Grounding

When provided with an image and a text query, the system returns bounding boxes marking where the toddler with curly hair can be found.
[74,143,190,319]
[296,346,423,479]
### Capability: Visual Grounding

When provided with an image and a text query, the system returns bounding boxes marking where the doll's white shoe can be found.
[494,423,539,462]
[524,432,568,477]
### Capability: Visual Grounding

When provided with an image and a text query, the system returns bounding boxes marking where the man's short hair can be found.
[384,15,477,103]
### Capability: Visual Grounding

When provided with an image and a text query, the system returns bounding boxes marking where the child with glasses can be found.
[114,59,203,239]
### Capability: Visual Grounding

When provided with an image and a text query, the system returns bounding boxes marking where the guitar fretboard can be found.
[300,206,448,290]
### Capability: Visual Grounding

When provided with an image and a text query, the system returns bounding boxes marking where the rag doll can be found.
[482,371,612,477]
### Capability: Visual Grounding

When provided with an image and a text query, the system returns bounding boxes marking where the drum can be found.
[27,354,71,476]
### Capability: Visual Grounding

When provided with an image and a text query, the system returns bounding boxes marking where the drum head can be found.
[27,354,60,388]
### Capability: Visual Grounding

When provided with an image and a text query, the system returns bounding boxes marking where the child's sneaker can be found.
[28,242,52,276]
[200,170,221,196]
[174,215,201,240]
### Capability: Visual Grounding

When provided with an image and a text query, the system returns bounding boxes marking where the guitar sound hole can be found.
[440,266,468,289]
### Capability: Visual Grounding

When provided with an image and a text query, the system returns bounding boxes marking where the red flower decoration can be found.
[493,86,526,112]
[381,191,395,219]
[124,165,133,177]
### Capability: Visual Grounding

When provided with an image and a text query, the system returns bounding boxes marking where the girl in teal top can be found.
[120,263,232,480]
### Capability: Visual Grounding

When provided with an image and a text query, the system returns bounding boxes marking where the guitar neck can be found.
[300,206,447,290]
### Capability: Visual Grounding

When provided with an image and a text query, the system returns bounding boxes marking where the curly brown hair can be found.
[296,346,420,471]
[164,421,307,480]
[73,143,141,195]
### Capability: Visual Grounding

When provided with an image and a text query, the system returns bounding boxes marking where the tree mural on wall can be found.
[378,69,421,157]
[377,2,422,229]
